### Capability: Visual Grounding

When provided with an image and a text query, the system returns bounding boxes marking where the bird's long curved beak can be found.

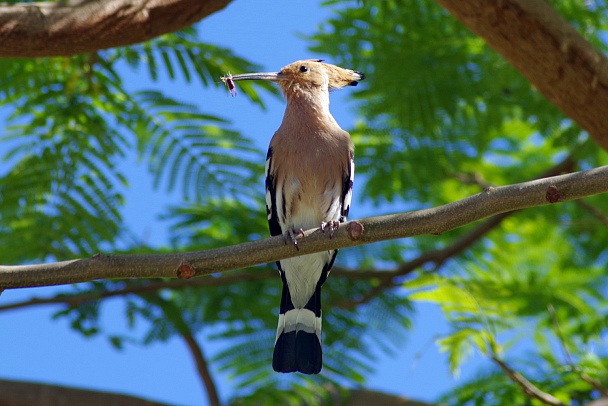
[229,72,284,82]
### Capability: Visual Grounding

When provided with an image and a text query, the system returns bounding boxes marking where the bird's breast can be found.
[272,133,348,231]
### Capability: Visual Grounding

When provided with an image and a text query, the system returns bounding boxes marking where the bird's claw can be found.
[320,221,340,239]
[284,228,305,251]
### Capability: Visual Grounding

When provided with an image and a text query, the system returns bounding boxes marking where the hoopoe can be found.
[225,59,364,374]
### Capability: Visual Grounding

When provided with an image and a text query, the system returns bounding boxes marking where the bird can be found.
[225,59,364,374]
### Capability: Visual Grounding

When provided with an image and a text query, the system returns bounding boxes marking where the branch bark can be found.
[434,0,608,151]
[0,0,232,58]
[0,156,574,311]
[1,164,607,290]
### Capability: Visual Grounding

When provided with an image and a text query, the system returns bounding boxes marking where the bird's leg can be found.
[284,227,305,251]
[320,221,340,239]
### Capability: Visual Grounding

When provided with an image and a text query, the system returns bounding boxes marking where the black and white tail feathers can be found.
[272,252,336,374]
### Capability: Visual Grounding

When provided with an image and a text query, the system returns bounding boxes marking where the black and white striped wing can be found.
[340,150,354,222]
[265,146,282,238]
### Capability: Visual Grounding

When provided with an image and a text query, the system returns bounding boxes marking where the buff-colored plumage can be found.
[225,59,364,374]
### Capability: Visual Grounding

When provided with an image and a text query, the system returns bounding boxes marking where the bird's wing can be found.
[340,149,354,222]
[265,146,282,237]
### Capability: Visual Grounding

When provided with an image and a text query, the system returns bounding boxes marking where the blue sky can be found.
[0,1,486,404]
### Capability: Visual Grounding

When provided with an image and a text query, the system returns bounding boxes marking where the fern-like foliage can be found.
[130,90,263,201]
[442,352,608,406]
[0,56,126,261]
[408,219,608,403]
[0,26,275,261]
[111,28,280,107]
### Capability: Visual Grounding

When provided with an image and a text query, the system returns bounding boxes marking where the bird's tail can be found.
[272,281,323,374]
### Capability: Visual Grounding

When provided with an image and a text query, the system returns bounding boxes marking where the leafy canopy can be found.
[2,0,608,404]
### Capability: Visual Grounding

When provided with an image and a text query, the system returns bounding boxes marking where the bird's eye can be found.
[299,66,308,73]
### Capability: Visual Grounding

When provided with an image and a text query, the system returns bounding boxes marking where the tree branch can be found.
[182,333,221,406]
[0,378,170,406]
[1,164,608,290]
[334,155,576,308]
[0,272,273,312]
[576,200,608,227]
[148,294,221,406]
[434,0,608,151]
[491,356,565,406]
[548,304,608,398]
[0,378,435,406]
[0,156,574,312]
[0,0,232,58]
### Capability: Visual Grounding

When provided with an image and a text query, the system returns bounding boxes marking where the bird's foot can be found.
[320,221,340,239]
[284,228,305,251]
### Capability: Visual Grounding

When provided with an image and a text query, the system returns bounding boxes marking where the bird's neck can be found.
[282,90,339,130]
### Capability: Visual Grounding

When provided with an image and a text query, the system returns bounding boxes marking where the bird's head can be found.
[226,59,365,99]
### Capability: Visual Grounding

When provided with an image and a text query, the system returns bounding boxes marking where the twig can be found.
[149,294,221,406]
[2,161,605,290]
[0,272,272,312]
[576,200,608,227]
[548,304,608,397]
[581,375,608,398]
[491,356,565,406]
[182,334,221,406]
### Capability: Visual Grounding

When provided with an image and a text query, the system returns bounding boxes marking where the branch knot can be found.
[346,221,364,240]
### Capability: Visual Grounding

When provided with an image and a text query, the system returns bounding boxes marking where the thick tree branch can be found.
[0,214,544,311]
[0,378,169,406]
[435,0,608,151]
[1,164,607,290]
[0,0,232,58]
[0,379,435,406]
[0,163,608,288]
[339,388,436,406]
